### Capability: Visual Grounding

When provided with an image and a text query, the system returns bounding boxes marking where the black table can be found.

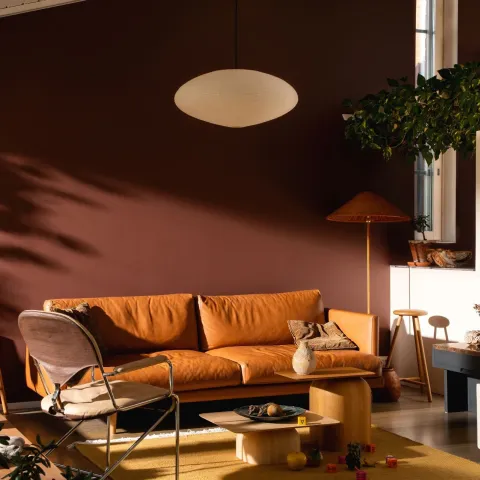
[433,343,480,413]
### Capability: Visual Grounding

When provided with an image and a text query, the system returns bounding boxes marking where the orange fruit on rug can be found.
[287,451,307,471]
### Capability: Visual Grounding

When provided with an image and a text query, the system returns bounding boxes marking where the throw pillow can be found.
[51,302,105,353]
[288,320,358,351]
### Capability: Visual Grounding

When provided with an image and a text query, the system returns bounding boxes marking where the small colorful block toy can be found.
[338,455,346,464]
[387,457,398,468]
[365,443,376,453]
[326,464,337,473]
[297,416,307,426]
[356,470,367,480]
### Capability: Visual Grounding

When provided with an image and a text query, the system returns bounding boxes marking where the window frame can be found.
[414,0,457,243]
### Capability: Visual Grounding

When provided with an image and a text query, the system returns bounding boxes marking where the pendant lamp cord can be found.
[234,0,239,68]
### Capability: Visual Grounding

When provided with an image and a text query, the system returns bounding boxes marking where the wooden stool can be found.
[386,309,432,403]
[0,367,8,414]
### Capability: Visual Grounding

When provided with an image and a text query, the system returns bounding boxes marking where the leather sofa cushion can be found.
[99,350,242,392]
[207,345,382,385]
[44,294,198,353]
[198,290,324,350]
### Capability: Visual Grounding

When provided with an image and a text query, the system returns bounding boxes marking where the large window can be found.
[414,0,457,242]
[415,0,436,233]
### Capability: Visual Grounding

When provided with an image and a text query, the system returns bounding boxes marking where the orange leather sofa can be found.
[25,290,382,403]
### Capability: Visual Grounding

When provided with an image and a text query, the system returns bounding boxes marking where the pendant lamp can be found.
[174,0,298,128]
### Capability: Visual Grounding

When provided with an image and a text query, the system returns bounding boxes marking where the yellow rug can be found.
[77,427,480,479]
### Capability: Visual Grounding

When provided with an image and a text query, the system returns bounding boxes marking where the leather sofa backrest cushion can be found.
[198,289,324,350]
[44,294,198,354]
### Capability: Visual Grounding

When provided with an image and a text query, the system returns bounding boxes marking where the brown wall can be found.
[456,0,478,253]
[0,0,414,401]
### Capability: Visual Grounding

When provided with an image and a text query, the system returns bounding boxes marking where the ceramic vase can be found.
[292,340,316,375]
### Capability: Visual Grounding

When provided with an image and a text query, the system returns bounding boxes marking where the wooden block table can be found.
[0,414,63,479]
[276,367,376,452]
[200,410,339,465]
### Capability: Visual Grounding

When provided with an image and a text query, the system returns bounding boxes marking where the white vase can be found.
[292,340,316,375]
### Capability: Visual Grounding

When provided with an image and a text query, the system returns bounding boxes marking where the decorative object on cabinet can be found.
[327,192,409,313]
[427,249,472,268]
[464,331,480,347]
[386,309,432,402]
[174,0,298,128]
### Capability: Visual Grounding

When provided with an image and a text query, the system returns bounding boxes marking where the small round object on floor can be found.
[287,451,307,471]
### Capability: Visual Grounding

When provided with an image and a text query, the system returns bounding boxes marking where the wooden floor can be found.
[5,387,480,477]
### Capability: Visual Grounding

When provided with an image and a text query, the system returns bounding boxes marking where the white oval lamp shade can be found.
[174,69,298,128]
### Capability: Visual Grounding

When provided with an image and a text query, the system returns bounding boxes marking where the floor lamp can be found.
[327,192,410,314]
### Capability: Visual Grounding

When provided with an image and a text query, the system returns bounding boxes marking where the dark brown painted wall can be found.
[0,0,414,401]
[457,0,478,253]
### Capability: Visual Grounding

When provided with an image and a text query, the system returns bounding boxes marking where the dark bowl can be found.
[234,405,306,422]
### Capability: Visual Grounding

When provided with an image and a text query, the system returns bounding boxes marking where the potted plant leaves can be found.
[342,63,480,164]
[409,215,432,266]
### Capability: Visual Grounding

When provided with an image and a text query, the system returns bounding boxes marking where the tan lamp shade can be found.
[326,192,410,223]
[174,69,298,128]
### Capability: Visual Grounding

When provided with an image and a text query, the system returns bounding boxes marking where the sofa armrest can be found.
[328,309,379,355]
[106,355,169,376]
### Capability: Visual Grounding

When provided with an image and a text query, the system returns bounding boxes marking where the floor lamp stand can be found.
[366,219,371,315]
[327,192,410,317]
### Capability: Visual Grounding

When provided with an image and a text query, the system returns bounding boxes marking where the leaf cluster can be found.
[343,62,480,164]
[0,423,93,480]
[412,215,431,238]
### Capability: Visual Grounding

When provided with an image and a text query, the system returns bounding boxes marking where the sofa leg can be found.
[109,413,118,436]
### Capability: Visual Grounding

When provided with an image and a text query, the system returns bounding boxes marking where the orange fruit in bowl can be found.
[287,451,307,471]
[267,403,284,417]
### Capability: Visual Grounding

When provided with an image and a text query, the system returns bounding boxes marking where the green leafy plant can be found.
[343,62,480,164]
[0,423,93,480]
[412,215,431,241]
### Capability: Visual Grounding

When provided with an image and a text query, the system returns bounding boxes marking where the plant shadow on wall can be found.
[0,0,401,398]
[0,154,99,399]
[0,0,367,235]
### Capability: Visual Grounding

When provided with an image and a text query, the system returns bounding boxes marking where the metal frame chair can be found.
[18,310,180,480]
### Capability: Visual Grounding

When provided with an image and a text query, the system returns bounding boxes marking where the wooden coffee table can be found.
[276,367,376,452]
[200,410,339,465]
